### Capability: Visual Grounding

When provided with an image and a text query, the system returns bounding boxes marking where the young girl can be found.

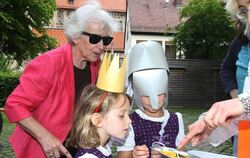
[117,41,185,158]
[67,53,131,158]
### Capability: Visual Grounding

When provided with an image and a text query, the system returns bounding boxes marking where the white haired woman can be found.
[4,1,118,158]
[220,0,250,156]
[178,0,250,156]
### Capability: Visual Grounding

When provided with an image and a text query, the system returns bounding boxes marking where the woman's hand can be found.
[178,98,245,150]
[38,131,72,158]
[203,98,245,128]
[18,117,72,158]
[178,119,214,150]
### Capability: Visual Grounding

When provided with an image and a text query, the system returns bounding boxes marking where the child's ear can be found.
[90,113,103,127]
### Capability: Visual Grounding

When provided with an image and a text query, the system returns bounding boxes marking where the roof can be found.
[56,0,126,12]
[47,29,67,45]
[47,29,125,51]
[128,0,188,33]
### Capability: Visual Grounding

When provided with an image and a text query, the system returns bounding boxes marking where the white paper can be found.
[187,150,236,158]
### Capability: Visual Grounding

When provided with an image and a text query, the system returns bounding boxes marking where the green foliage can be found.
[0,71,20,107]
[0,53,12,72]
[0,0,57,65]
[174,0,236,59]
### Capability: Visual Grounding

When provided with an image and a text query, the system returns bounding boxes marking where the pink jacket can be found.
[5,44,99,158]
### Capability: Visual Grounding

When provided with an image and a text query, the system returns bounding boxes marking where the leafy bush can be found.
[174,0,235,59]
[0,71,20,107]
[0,53,12,72]
[0,0,57,65]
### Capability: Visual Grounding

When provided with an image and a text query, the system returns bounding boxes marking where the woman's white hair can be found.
[225,0,239,17]
[64,0,119,43]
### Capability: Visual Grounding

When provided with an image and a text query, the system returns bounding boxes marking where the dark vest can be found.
[75,147,112,158]
[131,112,179,157]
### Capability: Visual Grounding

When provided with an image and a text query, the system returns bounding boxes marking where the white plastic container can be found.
[207,118,239,147]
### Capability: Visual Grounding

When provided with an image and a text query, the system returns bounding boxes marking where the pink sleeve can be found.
[5,55,53,122]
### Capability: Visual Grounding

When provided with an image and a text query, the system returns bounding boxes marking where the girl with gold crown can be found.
[66,53,131,158]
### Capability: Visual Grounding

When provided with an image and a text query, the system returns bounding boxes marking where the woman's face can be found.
[237,0,250,39]
[74,22,112,62]
[238,0,250,24]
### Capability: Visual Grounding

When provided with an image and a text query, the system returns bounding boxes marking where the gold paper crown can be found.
[96,52,127,93]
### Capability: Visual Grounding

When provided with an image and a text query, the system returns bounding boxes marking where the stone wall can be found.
[168,59,226,107]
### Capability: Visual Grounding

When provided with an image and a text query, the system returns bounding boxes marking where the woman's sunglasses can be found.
[82,31,113,46]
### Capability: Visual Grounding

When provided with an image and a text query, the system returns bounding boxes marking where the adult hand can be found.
[229,89,238,99]
[177,119,213,150]
[203,98,245,128]
[18,117,72,158]
[132,145,149,158]
[38,131,72,158]
[178,98,245,150]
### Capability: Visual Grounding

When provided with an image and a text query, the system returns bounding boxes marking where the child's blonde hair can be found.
[67,84,125,148]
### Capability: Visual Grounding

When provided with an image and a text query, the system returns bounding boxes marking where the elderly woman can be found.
[178,0,250,155]
[220,0,250,156]
[221,0,250,100]
[5,1,118,158]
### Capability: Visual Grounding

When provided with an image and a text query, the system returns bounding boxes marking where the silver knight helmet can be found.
[127,40,170,111]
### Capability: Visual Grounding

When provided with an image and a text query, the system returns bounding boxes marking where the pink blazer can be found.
[5,44,99,158]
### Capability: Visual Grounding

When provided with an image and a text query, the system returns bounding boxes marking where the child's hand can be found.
[151,149,162,158]
[132,145,149,158]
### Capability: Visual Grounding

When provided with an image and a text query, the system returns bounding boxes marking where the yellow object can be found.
[160,150,177,158]
[96,52,127,93]
[159,149,189,158]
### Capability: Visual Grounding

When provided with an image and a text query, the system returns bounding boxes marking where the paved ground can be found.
[0,107,233,157]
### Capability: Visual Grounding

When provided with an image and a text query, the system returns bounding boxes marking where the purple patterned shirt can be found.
[131,112,179,156]
[75,147,112,158]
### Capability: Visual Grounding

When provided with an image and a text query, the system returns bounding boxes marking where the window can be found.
[66,10,72,17]
[175,0,182,6]
[57,10,64,28]
[68,0,74,5]
[136,40,162,45]
[165,41,176,59]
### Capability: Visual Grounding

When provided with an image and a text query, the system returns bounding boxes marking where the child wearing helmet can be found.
[117,41,185,158]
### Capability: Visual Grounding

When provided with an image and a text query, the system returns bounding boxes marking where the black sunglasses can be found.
[82,31,113,46]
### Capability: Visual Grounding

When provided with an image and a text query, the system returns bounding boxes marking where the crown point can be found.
[96,52,127,93]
